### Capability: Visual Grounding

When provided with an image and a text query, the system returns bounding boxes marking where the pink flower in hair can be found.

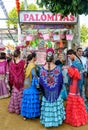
[46,48,54,56]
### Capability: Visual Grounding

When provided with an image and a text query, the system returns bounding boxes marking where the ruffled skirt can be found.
[65,94,88,126]
[0,79,10,99]
[8,87,23,114]
[21,87,40,118]
[40,96,65,128]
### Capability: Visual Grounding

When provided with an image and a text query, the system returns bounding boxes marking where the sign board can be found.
[19,10,78,24]
[36,51,46,65]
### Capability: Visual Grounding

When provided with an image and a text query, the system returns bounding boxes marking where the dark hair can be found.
[84,51,88,57]
[27,53,33,61]
[67,49,82,64]
[32,52,36,58]
[13,49,20,63]
[0,52,6,59]
[46,53,54,77]
[14,49,20,58]
[46,54,53,63]
[77,47,82,52]
[25,53,33,69]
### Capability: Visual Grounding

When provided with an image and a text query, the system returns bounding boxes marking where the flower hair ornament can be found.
[46,48,54,62]
[46,48,54,55]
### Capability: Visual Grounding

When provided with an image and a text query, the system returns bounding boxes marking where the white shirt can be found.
[80,56,87,72]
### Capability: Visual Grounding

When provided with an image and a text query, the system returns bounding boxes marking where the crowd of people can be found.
[0,47,88,128]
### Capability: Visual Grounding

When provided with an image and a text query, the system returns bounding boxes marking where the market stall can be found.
[18,10,78,65]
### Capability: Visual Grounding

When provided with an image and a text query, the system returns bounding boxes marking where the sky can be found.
[0,0,88,28]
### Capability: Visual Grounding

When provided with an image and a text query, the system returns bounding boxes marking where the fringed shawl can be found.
[9,60,25,90]
[39,66,63,102]
[25,62,35,82]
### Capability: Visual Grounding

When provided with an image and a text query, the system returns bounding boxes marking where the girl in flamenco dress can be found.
[0,52,10,99]
[63,49,88,127]
[21,52,40,120]
[8,49,25,114]
[39,48,65,128]
[55,52,68,100]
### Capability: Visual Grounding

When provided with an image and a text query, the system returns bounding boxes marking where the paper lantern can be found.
[26,35,33,41]
[15,0,20,12]
[59,41,63,48]
[42,34,49,40]
[48,41,52,48]
[66,34,73,40]
[20,35,25,41]
[26,41,30,46]
[53,34,60,41]
[60,34,66,39]
[0,47,5,51]
[35,39,39,45]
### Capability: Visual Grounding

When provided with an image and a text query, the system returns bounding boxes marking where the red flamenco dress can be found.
[65,67,88,126]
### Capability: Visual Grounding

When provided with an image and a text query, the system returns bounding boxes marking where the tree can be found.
[37,0,88,16]
[6,2,38,28]
[80,25,88,44]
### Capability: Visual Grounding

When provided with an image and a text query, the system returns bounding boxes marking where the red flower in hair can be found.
[46,48,54,54]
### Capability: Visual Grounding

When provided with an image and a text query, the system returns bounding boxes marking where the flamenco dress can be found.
[39,66,65,128]
[8,60,25,114]
[21,70,40,118]
[65,67,88,126]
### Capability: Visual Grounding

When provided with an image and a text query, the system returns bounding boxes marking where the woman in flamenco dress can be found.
[39,48,65,128]
[8,49,25,114]
[0,52,10,99]
[63,49,88,127]
[21,52,40,120]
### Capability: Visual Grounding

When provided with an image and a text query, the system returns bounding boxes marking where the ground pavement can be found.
[0,98,88,130]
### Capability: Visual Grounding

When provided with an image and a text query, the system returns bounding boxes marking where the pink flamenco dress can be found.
[65,67,88,127]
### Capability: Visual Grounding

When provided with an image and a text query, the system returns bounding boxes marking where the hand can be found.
[62,65,69,70]
[84,72,87,77]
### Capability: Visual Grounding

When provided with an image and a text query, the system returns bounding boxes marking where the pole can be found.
[24,0,27,10]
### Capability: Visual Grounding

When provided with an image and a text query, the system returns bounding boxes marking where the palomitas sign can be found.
[19,10,78,24]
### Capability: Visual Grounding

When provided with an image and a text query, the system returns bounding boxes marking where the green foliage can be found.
[6,7,18,28]
[37,0,88,16]
[80,25,88,43]
[27,3,38,10]
[6,2,38,28]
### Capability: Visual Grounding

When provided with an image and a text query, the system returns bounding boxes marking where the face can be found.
[77,49,83,57]
[34,56,37,62]
[58,53,63,59]
[67,54,74,61]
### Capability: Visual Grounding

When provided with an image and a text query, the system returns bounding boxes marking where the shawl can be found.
[25,62,35,82]
[39,66,63,102]
[9,60,25,90]
[72,59,83,72]
[68,67,81,95]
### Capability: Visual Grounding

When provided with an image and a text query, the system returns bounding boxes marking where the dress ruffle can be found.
[40,96,65,128]
[8,87,23,114]
[0,80,10,99]
[65,94,88,126]
[21,86,40,118]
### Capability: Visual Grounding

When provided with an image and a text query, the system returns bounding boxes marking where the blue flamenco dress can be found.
[39,66,65,128]
[21,69,40,118]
